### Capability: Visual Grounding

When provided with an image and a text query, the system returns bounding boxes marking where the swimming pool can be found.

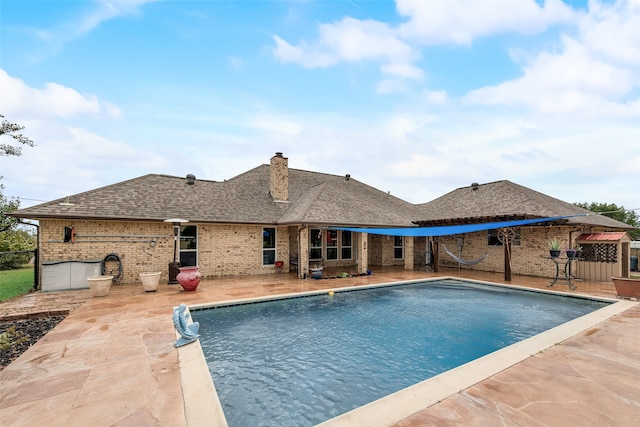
[192,278,610,426]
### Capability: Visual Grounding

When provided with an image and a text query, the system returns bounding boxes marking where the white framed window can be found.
[263,227,276,265]
[179,225,198,266]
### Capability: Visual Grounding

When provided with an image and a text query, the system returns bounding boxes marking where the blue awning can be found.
[335,215,584,237]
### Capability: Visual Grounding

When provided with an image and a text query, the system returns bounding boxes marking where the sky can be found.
[0,0,639,212]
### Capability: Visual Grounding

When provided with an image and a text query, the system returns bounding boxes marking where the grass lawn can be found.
[0,266,35,302]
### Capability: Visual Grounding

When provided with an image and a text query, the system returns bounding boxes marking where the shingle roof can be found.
[10,165,416,227]
[10,171,632,231]
[413,180,631,229]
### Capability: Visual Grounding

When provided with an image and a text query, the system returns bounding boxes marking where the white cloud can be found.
[380,62,423,80]
[580,0,640,65]
[464,37,634,114]
[0,69,122,119]
[273,17,418,75]
[390,153,457,179]
[424,90,450,105]
[1,120,167,204]
[271,0,576,89]
[462,0,640,117]
[386,115,433,139]
[273,35,336,68]
[396,0,576,45]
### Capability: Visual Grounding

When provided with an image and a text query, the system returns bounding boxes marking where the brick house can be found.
[10,152,632,289]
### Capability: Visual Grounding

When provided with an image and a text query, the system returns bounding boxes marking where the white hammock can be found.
[442,243,499,266]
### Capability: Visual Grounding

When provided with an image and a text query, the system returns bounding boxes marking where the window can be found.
[179,225,197,266]
[341,231,352,260]
[326,230,338,260]
[263,227,276,265]
[394,236,404,259]
[487,228,521,246]
[309,229,352,260]
[310,228,322,260]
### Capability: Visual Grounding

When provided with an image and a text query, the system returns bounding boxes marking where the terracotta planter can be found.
[88,275,114,297]
[139,272,161,292]
[177,266,201,291]
[611,277,640,299]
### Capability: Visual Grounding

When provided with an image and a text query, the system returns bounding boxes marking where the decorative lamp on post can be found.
[164,218,189,284]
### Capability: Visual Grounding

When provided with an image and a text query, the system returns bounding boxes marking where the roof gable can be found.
[413,180,631,229]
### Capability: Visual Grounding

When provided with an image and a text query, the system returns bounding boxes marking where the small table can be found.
[542,256,581,290]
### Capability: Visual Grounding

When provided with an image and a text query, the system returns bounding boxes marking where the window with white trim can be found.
[179,225,197,266]
[263,227,276,265]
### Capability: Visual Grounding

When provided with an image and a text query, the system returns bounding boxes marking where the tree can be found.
[1,114,35,156]
[1,114,33,230]
[0,190,21,233]
[0,115,37,267]
[574,202,639,240]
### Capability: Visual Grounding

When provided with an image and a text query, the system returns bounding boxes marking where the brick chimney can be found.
[270,152,288,201]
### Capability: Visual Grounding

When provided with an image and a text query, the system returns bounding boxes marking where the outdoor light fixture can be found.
[164,218,189,284]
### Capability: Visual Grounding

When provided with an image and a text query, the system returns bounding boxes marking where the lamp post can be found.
[164,218,188,284]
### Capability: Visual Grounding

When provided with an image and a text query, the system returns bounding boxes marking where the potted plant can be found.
[547,237,564,258]
[565,246,577,259]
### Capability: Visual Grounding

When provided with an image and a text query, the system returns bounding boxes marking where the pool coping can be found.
[176,276,636,427]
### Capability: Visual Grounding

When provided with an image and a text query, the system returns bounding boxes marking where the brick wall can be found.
[39,220,293,283]
[39,219,599,283]
[368,234,404,267]
[39,219,174,283]
[436,226,582,278]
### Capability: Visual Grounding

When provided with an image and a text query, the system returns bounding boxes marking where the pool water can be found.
[194,279,608,426]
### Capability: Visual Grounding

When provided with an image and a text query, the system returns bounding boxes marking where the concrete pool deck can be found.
[1,268,639,426]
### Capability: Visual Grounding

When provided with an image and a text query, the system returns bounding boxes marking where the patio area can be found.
[1,267,639,426]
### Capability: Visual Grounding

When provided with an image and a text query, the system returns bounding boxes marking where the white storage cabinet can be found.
[41,260,102,292]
